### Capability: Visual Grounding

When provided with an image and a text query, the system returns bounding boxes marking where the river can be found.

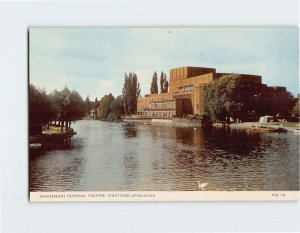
[29,120,299,191]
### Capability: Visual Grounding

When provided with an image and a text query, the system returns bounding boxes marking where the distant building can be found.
[137,66,292,119]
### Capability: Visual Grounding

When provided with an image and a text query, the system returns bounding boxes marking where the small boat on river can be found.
[293,124,300,134]
[253,126,287,132]
[294,128,300,134]
[252,116,287,133]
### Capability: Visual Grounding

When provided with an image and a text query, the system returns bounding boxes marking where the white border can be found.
[1,0,299,232]
[30,191,300,202]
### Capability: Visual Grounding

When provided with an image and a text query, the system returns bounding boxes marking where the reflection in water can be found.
[122,125,138,138]
[30,120,299,191]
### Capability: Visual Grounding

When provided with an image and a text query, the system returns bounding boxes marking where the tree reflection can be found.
[122,125,138,138]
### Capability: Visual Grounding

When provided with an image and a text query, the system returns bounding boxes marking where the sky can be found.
[29,27,299,101]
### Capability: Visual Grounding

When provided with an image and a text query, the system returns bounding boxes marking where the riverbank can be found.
[227,122,300,132]
[30,125,77,151]
[123,117,206,127]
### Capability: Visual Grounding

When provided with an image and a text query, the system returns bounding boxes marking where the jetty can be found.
[29,124,77,151]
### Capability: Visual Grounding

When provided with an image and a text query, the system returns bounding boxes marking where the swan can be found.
[198,180,208,190]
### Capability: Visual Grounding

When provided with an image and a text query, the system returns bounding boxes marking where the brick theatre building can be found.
[137,66,289,119]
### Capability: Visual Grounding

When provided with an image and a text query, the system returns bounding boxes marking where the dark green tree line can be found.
[29,84,87,134]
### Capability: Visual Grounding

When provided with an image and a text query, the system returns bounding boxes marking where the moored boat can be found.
[253,126,287,132]
[293,129,300,134]
[253,116,287,132]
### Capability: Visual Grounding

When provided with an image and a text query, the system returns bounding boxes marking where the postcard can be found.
[29,27,299,201]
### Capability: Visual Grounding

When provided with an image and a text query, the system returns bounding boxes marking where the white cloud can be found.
[30,27,299,98]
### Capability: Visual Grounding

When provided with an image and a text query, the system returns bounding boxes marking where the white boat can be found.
[259,116,280,125]
[293,127,300,134]
[253,116,287,133]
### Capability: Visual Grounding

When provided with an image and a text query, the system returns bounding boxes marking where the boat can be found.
[258,116,280,125]
[293,124,300,134]
[252,116,287,132]
[253,126,287,132]
[293,128,300,134]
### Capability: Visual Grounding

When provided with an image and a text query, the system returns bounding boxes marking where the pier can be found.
[29,124,77,150]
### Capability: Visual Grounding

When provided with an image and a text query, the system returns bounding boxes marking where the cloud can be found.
[29,27,299,99]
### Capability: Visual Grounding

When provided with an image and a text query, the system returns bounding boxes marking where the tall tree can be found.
[93,97,99,119]
[84,95,92,116]
[150,71,158,94]
[160,71,169,93]
[122,72,141,115]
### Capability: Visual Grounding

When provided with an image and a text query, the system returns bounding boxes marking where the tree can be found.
[160,71,169,93]
[29,84,54,134]
[110,95,125,119]
[204,74,249,122]
[122,72,141,115]
[50,87,84,132]
[94,94,125,121]
[64,90,85,129]
[84,95,92,116]
[292,100,299,117]
[271,91,296,117]
[97,93,115,119]
[93,97,99,119]
[150,71,158,94]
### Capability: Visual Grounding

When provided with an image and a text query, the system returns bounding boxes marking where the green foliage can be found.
[205,74,297,122]
[84,95,92,115]
[292,100,299,116]
[111,95,125,117]
[97,93,115,119]
[49,87,84,122]
[65,90,85,121]
[107,112,119,121]
[204,74,248,122]
[29,84,54,128]
[46,87,84,132]
[150,71,158,94]
[160,71,169,93]
[122,72,141,115]
[95,94,124,121]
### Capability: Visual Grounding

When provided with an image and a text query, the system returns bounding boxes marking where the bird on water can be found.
[198,181,208,191]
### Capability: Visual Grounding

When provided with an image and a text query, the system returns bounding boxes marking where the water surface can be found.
[30,120,299,191]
